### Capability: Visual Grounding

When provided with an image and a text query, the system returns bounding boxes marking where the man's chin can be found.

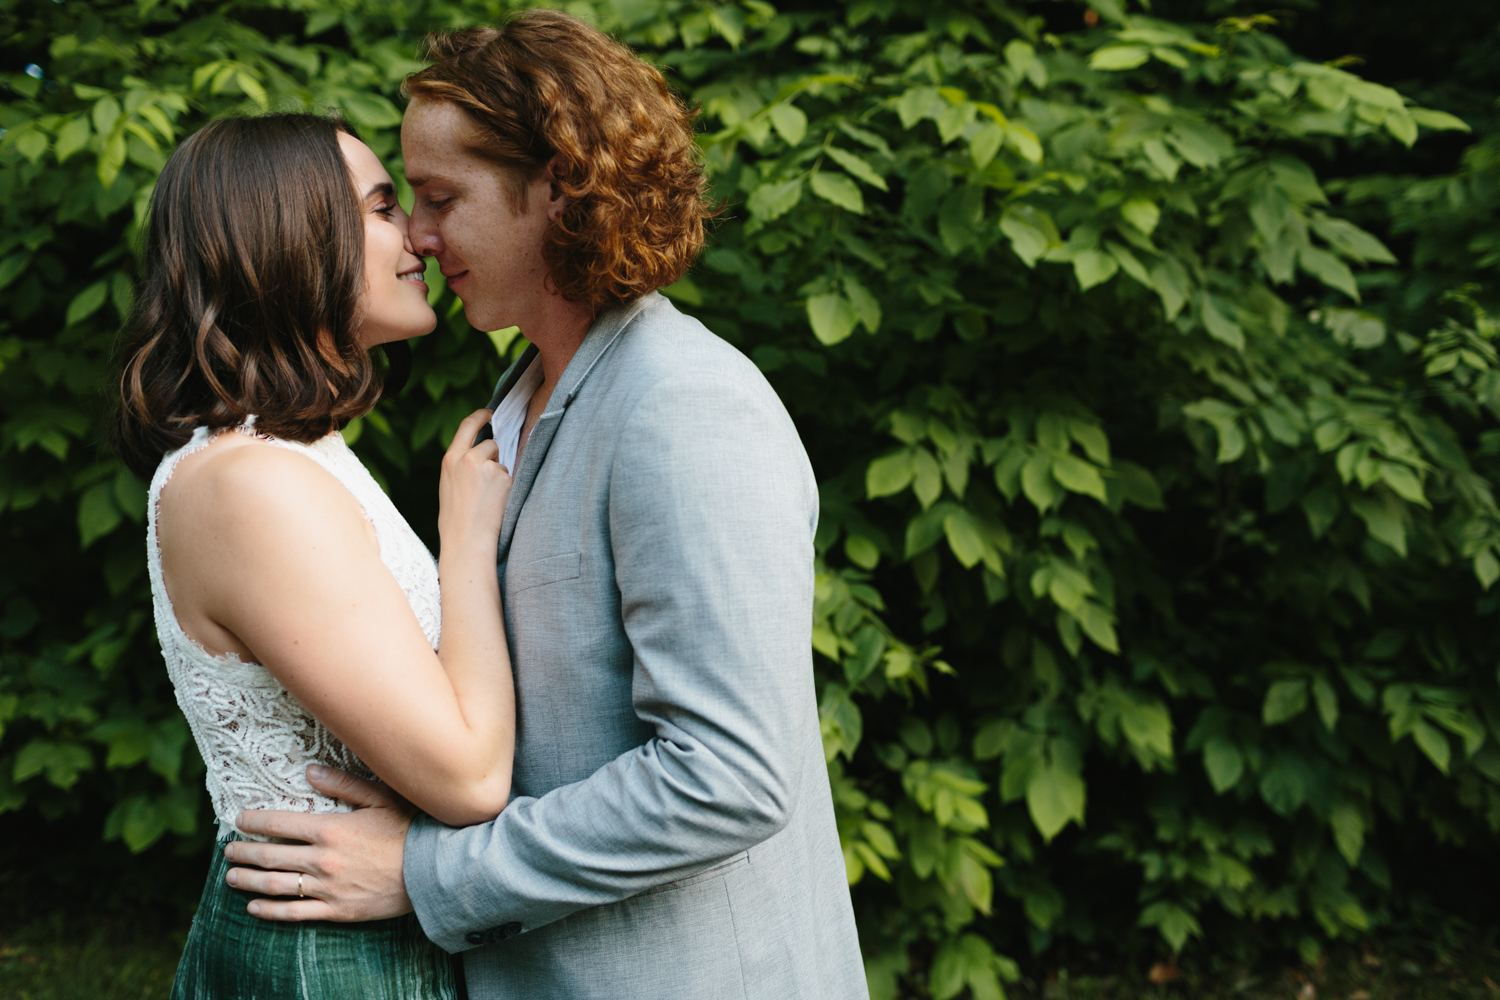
[461,302,512,335]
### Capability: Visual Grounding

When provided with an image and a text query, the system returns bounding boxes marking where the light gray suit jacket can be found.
[404,293,868,1000]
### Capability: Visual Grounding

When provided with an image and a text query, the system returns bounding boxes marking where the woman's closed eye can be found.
[373,201,399,219]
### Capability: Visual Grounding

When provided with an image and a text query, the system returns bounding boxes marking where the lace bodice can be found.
[147,420,441,840]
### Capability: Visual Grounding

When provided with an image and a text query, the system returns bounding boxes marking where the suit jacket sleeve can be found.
[402,368,820,953]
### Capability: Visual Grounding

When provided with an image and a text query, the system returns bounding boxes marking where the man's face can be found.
[401,97,555,334]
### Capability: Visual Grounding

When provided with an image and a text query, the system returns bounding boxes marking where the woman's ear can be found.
[544,153,570,221]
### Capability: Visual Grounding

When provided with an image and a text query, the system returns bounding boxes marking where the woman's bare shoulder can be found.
[158,434,368,550]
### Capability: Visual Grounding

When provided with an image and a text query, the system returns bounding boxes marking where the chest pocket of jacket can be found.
[508,551,582,595]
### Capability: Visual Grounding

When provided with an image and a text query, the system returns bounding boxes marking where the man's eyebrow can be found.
[363,181,396,201]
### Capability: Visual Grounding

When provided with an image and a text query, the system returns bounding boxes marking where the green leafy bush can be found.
[2,0,1497,995]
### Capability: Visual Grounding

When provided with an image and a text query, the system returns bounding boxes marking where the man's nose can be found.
[408,210,444,256]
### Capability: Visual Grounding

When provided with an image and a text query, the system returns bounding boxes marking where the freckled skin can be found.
[401,96,595,461]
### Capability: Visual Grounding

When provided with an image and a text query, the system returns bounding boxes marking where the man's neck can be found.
[514,296,594,471]
[528,297,595,398]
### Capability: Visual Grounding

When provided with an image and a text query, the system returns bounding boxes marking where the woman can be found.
[113,114,512,998]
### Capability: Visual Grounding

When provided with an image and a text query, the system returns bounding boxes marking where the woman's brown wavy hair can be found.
[404,9,711,312]
[113,114,404,481]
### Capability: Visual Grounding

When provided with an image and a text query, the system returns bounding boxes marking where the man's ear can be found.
[543,154,570,221]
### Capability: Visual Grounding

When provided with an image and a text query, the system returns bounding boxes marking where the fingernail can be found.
[248,902,260,916]
[223,844,234,860]
[226,869,238,887]
[307,764,327,780]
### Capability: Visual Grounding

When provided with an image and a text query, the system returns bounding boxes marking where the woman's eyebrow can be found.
[364,181,396,201]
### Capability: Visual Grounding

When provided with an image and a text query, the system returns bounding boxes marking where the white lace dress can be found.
[147,419,442,841]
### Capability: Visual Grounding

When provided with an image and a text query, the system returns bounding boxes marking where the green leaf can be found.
[1408,107,1471,132]
[54,116,91,164]
[1378,463,1428,507]
[1075,600,1119,653]
[967,120,1003,168]
[844,534,880,569]
[896,86,942,129]
[1310,216,1396,264]
[1120,197,1160,237]
[1021,452,1061,512]
[1263,679,1309,726]
[661,276,702,305]
[1150,256,1191,320]
[78,481,122,549]
[747,178,804,222]
[868,450,915,498]
[1050,453,1107,501]
[66,281,109,327]
[1199,293,1245,349]
[943,508,987,568]
[1138,901,1202,953]
[0,253,32,291]
[1412,719,1451,773]
[91,96,122,136]
[912,448,943,509]
[1003,123,1043,163]
[1348,492,1408,556]
[843,276,882,333]
[1203,736,1244,792]
[1072,249,1119,291]
[1330,800,1364,865]
[1026,757,1086,841]
[1476,549,1500,591]
[938,185,984,256]
[1258,754,1308,815]
[1165,121,1234,168]
[1312,676,1339,731]
[14,740,93,790]
[770,102,807,146]
[339,92,401,128]
[236,71,268,109]
[1000,205,1058,268]
[1299,245,1360,301]
[1090,45,1151,70]
[1321,308,1386,348]
[1115,461,1165,509]
[810,170,865,214]
[807,292,859,345]
[99,130,127,188]
[825,146,888,190]
[1182,399,1246,463]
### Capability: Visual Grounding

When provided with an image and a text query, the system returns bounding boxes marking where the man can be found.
[224,10,868,999]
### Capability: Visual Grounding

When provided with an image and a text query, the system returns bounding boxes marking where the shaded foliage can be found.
[2,0,1498,996]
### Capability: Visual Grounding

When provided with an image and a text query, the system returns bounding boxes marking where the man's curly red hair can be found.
[404,10,710,313]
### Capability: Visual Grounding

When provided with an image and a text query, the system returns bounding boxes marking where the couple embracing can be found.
[113,11,866,999]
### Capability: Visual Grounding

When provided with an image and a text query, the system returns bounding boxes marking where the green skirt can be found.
[171,837,458,1000]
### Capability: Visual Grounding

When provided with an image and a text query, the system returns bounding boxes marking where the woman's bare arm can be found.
[159,412,513,827]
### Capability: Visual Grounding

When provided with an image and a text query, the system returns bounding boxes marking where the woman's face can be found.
[338,131,437,348]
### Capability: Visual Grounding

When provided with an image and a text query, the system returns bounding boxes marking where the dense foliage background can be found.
[2,0,1498,995]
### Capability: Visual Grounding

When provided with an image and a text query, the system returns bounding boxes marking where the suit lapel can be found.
[496,293,660,564]
[485,344,541,410]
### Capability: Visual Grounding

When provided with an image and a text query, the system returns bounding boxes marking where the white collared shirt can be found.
[489,356,544,474]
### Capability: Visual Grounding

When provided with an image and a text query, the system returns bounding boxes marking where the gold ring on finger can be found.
[298,873,305,898]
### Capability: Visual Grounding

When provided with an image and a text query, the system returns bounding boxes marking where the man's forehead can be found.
[402,101,477,186]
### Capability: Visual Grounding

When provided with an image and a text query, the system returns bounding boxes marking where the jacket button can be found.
[498,922,523,939]
[465,932,485,945]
